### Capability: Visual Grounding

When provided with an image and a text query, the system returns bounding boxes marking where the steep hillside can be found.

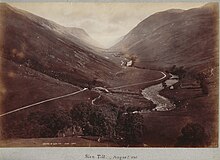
[66,27,103,49]
[1,57,82,113]
[111,3,219,71]
[0,3,120,88]
[11,4,104,52]
[0,3,121,139]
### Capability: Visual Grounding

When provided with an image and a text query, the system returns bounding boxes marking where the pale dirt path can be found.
[0,72,167,117]
[91,71,167,105]
[0,88,88,117]
[108,71,166,90]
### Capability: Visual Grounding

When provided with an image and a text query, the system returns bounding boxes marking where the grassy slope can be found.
[110,3,219,147]
[111,3,218,72]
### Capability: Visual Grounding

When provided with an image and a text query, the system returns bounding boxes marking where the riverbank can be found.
[93,67,169,110]
[141,75,178,112]
[141,77,218,147]
[160,80,218,146]
[2,65,217,147]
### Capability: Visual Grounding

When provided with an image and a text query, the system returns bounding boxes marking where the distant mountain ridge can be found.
[65,27,103,48]
[7,4,104,50]
[111,3,219,71]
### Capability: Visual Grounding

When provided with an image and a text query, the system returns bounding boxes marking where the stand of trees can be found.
[170,65,186,80]
[2,109,72,138]
[196,73,209,95]
[70,103,145,145]
[3,103,211,147]
[70,103,118,138]
[175,122,210,147]
[26,110,72,138]
[2,103,144,146]
[115,112,144,145]
[170,65,209,94]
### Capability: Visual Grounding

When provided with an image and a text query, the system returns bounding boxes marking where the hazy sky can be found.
[10,2,206,48]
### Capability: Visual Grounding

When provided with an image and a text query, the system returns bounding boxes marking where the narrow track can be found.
[91,94,102,105]
[0,71,167,117]
[0,88,88,117]
[108,71,166,90]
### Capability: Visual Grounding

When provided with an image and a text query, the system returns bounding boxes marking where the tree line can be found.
[2,100,210,147]
[2,103,145,146]
[169,65,209,95]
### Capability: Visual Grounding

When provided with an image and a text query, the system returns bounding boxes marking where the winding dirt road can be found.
[108,71,166,90]
[91,71,167,105]
[0,71,167,117]
[0,88,88,117]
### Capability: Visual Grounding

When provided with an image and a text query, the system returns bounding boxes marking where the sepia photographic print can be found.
[0,0,219,159]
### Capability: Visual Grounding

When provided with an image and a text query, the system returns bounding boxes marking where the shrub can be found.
[176,122,210,147]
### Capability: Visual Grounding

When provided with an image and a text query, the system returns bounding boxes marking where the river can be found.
[141,74,179,112]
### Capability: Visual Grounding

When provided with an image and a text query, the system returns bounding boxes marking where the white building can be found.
[126,60,133,67]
